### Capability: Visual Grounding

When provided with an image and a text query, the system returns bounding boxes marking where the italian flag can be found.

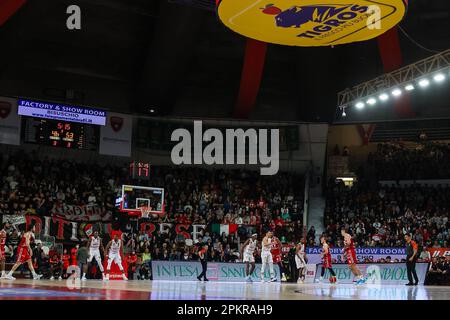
[211,224,238,235]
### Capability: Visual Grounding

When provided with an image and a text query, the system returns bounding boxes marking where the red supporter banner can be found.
[23,215,207,244]
[51,204,113,222]
[428,248,450,258]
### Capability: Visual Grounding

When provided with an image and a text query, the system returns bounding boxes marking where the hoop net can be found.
[139,206,152,218]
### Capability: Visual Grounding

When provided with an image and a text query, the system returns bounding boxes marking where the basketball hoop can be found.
[139,206,152,219]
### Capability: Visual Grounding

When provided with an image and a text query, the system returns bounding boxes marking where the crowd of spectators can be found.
[0,149,305,279]
[367,141,450,180]
[324,180,449,250]
[426,256,450,285]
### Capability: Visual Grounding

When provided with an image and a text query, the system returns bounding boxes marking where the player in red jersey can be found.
[71,244,78,266]
[341,228,365,284]
[0,223,7,279]
[271,235,285,281]
[4,224,42,280]
[316,236,337,283]
[61,248,71,278]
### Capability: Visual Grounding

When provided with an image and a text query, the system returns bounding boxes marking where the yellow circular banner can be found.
[217,0,408,46]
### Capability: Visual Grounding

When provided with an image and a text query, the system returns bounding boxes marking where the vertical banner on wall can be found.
[0,97,21,145]
[99,112,132,157]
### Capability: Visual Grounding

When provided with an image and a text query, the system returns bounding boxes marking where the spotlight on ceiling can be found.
[379,93,389,101]
[419,79,430,88]
[367,98,376,105]
[433,73,445,82]
[392,89,402,97]
[342,109,347,117]
[355,102,365,109]
[405,84,415,91]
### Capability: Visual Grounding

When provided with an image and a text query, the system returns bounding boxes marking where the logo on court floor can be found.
[217,0,408,46]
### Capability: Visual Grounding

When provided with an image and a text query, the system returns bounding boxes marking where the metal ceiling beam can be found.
[337,49,450,107]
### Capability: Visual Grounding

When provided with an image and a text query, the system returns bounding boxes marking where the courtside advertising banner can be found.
[17,98,107,125]
[0,96,21,145]
[152,260,281,282]
[316,263,429,285]
[306,247,406,264]
[99,112,133,157]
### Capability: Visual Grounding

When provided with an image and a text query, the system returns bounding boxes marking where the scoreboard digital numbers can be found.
[23,117,99,150]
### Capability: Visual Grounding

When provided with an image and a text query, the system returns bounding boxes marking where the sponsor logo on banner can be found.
[110,116,124,132]
[0,97,21,145]
[17,99,106,125]
[0,101,12,119]
[316,263,429,285]
[305,247,406,264]
[428,248,450,258]
[217,0,408,47]
[152,260,281,282]
[99,112,132,157]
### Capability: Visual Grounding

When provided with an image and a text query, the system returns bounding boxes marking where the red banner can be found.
[428,248,450,258]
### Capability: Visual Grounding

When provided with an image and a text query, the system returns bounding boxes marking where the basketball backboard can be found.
[119,185,165,216]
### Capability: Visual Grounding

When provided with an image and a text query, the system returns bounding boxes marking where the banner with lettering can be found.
[99,112,133,157]
[305,247,407,264]
[428,248,450,258]
[51,204,113,222]
[316,263,429,286]
[20,215,207,244]
[152,260,281,282]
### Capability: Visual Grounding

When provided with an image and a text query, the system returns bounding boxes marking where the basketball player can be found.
[0,223,7,279]
[84,231,106,280]
[271,234,286,281]
[295,238,307,283]
[4,224,42,280]
[341,228,365,284]
[241,233,257,282]
[316,236,337,283]
[260,231,277,283]
[104,234,127,281]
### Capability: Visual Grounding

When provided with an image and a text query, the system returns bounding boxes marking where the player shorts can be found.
[0,247,5,260]
[107,253,122,267]
[261,251,273,265]
[243,252,255,263]
[295,255,306,269]
[346,249,357,265]
[88,249,101,262]
[17,246,31,264]
[323,254,332,269]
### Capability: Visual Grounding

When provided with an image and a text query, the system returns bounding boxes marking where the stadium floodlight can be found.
[355,101,365,109]
[366,98,376,105]
[433,73,445,82]
[391,88,402,97]
[342,109,347,117]
[419,79,430,87]
[379,93,389,101]
[405,84,415,91]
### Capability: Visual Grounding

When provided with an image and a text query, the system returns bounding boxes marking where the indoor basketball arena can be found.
[0,0,449,305]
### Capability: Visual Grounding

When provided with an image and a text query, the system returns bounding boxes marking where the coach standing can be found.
[404,233,419,286]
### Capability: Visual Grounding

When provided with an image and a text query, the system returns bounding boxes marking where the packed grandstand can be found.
[1,141,449,285]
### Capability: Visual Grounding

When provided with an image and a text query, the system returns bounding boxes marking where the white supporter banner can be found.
[99,112,133,157]
[0,97,21,145]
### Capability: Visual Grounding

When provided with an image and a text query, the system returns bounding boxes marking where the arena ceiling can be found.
[0,0,449,123]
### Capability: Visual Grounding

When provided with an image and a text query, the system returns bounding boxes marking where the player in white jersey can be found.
[241,233,258,282]
[84,231,105,281]
[260,231,276,283]
[295,238,307,283]
[105,233,127,281]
